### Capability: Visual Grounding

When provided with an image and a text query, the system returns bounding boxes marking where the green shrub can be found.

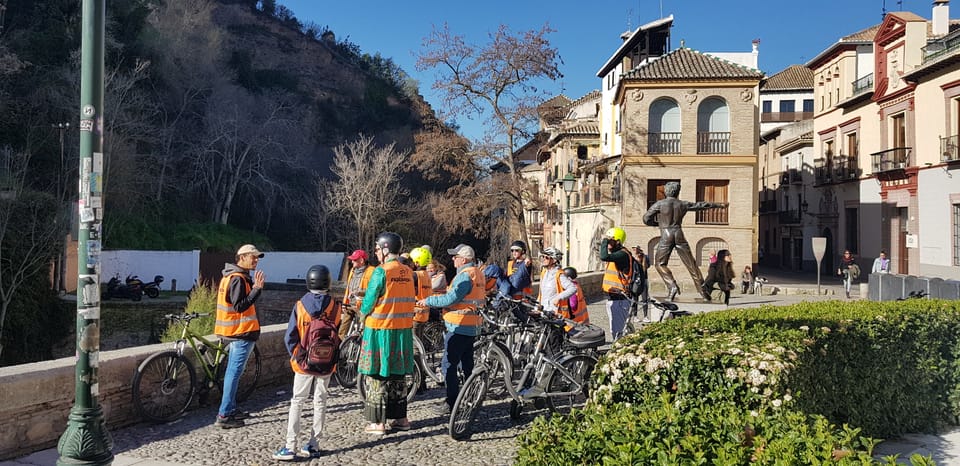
[516,300,959,464]
[160,284,217,342]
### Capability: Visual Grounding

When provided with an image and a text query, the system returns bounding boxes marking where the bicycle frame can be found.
[171,315,227,386]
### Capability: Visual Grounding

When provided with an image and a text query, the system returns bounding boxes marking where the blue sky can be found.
[278,0,927,141]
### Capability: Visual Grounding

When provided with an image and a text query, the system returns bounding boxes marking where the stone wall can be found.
[0,272,603,460]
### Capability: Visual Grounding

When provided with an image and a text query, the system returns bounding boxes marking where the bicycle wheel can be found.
[358,363,422,404]
[545,354,596,415]
[132,351,197,423]
[215,344,261,403]
[449,368,489,440]
[335,335,361,389]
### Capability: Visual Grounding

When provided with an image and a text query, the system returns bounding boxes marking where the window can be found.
[846,133,858,157]
[954,203,960,266]
[779,100,795,113]
[803,99,814,112]
[892,113,906,148]
[647,179,680,210]
[649,98,681,154]
[696,180,729,224]
[762,100,772,113]
[845,207,859,254]
[697,97,730,154]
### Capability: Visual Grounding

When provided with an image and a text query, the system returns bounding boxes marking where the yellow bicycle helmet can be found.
[410,247,433,268]
[605,227,626,243]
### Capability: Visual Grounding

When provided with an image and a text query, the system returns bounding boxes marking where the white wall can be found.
[100,250,199,289]
[255,252,346,282]
[918,167,960,279]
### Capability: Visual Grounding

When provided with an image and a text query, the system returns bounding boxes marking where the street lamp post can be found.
[57,0,112,464]
[562,174,576,268]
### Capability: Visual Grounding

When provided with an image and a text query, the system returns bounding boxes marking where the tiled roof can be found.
[537,94,572,111]
[761,65,813,90]
[557,123,599,136]
[622,47,764,81]
[841,23,881,42]
[563,90,601,110]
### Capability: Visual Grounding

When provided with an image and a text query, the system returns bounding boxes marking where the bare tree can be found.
[322,134,409,248]
[416,23,562,246]
[0,147,64,359]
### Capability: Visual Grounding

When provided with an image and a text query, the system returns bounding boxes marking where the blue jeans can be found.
[218,339,255,417]
[607,299,630,340]
[441,332,475,407]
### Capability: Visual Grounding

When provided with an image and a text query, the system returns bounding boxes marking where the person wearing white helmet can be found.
[537,248,577,315]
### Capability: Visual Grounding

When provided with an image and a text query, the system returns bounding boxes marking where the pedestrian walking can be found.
[273,265,341,461]
[214,244,265,429]
[702,249,735,305]
[417,244,485,415]
[358,232,417,435]
[837,250,859,299]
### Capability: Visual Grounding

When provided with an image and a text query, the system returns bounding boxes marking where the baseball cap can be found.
[236,244,264,258]
[347,249,368,261]
[447,244,475,260]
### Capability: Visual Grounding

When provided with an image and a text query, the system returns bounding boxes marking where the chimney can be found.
[933,0,950,37]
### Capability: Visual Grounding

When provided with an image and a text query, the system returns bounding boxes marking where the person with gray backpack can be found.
[273,265,342,461]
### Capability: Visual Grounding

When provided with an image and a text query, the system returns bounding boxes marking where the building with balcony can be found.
[760,65,815,133]
[807,0,960,279]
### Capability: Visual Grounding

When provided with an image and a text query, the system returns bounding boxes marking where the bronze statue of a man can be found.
[642,181,725,301]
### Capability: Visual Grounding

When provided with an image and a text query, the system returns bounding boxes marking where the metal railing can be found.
[758,199,777,214]
[697,132,730,154]
[923,35,960,64]
[870,147,912,173]
[814,161,833,185]
[851,74,874,97]
[647,132,681,154]
[834,156,859,181]
[941,135,960,163]
[696,205,729,225]
[778,210,801,225]
[760,111,814,123]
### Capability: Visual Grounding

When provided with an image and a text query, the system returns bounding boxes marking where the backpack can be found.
[849,263,861,280]
[628,255,647,298]
[295,300,341,376]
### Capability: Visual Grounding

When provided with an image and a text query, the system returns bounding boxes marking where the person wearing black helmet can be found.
[358,232,417,434]
[274,265,341,460]
[505,240,532,298]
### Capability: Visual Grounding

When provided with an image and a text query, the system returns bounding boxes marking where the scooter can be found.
[105,273,142,301]
[140,275,164,298]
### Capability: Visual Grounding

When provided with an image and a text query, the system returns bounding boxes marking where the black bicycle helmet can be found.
[306,264,330,292]
[562,267,578,280]
[375,231,403,254]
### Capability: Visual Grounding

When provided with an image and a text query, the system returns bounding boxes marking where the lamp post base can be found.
[57,406,113,466]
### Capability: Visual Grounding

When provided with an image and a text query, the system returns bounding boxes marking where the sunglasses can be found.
[510,248,522,252]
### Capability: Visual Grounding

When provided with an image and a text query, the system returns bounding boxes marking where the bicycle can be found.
[448,296,603,440]
[614,290,686,337]
[334,304,364,389]
[131,312,262,423]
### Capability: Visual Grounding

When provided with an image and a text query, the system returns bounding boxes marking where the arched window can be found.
[697,97,730,154]
[648,98,681,154]
[697,238,729,267]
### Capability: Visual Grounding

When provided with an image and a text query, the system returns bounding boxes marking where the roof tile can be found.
[761,65,814,90]
[623,47,764,81]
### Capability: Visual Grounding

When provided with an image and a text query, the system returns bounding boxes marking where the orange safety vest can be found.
[289,297,341,375]
[602,251,633,294]
[215,272,260,337]
[539,269,589,330]
[413,269,433,323]
[506,260,532,298]
[343,265,374,306]
[443,266,486,328]
[365,261,417,330]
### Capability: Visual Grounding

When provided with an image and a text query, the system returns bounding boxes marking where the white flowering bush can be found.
[516,299,960,465]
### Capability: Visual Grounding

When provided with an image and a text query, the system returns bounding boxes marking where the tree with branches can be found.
[320,134,409,249]
[416,23,563,248]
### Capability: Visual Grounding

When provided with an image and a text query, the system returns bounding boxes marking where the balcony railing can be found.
[759,199,777,214]
[834,156,859,181]
[648,132,681,154]
[697,132,730,154]
[760,111,814,123]
[851,73,874,97]
[778,209,801,225]
[814,161,833,185]
[923,34,960,64]
[696,206,729,225]
[870,147,912,173]
[941,135,960,162]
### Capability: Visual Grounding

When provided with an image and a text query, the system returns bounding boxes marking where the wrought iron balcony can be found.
[697,132,730,154]
[851,73,873,97]
[814,159,833,185]
[696,205,729,225]
[760,111,814,123]
[870,147,912,173]
[778,209,801,225]
[941,135,960,163]
[648,132,681,154]
[834,156,859,181]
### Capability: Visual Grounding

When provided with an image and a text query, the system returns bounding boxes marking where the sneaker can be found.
[434,402,451,416]
[272,447,296,461]
[214,415,244,429]
[299,445,323,458]
[229,411,251,420]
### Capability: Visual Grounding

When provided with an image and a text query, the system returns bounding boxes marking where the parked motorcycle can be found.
[140,275,164,298]
[104,273,142,301]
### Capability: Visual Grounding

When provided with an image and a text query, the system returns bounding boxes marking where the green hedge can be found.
[515,300,960,465]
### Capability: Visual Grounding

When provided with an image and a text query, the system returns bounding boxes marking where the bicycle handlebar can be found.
[164,312,211,322]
